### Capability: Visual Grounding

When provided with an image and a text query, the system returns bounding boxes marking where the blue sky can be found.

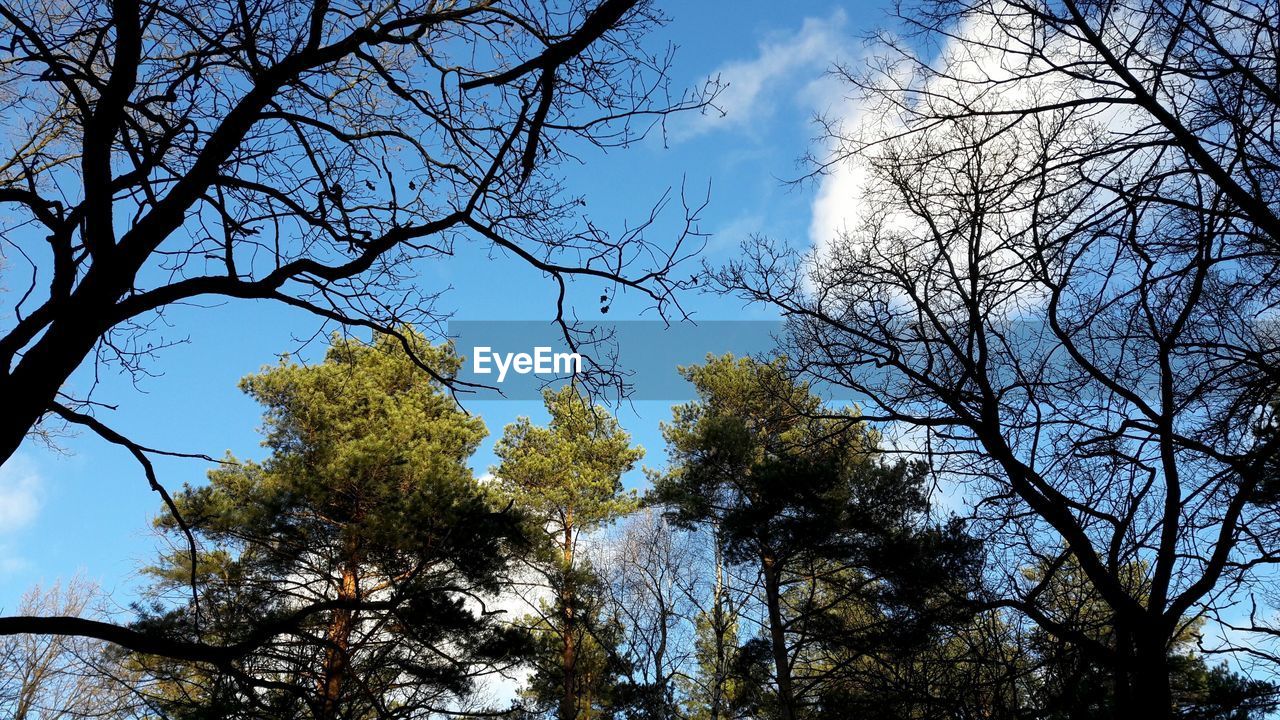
[0,1,884,611]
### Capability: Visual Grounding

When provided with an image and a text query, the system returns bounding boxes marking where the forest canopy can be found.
[3,0,1280,718]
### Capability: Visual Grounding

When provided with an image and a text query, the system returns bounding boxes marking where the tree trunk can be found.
[761,552,796,720]
[1131,662,1172,720]
[711,527,732,717]
[709,531,727,720]
[1129,633,1173,720]
[655,605,670,715]
[1110,622,1173,720]
[709,605,724,720]
[560,513,579,720]
[318,562,359,720]
[1111,623,1135,718]
[1111,660,1134,719]
[0,313,106,466]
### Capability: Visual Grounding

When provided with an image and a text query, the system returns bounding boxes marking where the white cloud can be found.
[807,1,1145,310]
[705,212,767,258]
[808,143,868,262]
[0,545,27,576]
[0,453,42,576]
[676,10,848,140]
[0,452,41,533]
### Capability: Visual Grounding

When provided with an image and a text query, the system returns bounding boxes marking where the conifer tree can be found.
[493,386,644,720]
[140,331,530,718]
[651,355,975,720]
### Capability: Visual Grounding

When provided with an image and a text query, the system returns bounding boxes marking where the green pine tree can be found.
[493,386,644,720]
[651,354,976,720]
[139,331,531,719]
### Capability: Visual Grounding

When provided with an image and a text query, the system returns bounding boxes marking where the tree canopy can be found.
[714,0,1280,716]
[493,386,644,720]
[138,331,531,718]
[652,354,980,720]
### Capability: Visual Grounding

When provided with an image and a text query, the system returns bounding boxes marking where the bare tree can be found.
[596,508,700,717]
[716,1,1280,717]
[0,0,712,653]
[0,576,134,719]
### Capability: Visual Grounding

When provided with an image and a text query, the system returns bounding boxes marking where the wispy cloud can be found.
[0,452,41,533]
[0,453,43,575]
[704,212,767,258]
[676,10,848,140]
